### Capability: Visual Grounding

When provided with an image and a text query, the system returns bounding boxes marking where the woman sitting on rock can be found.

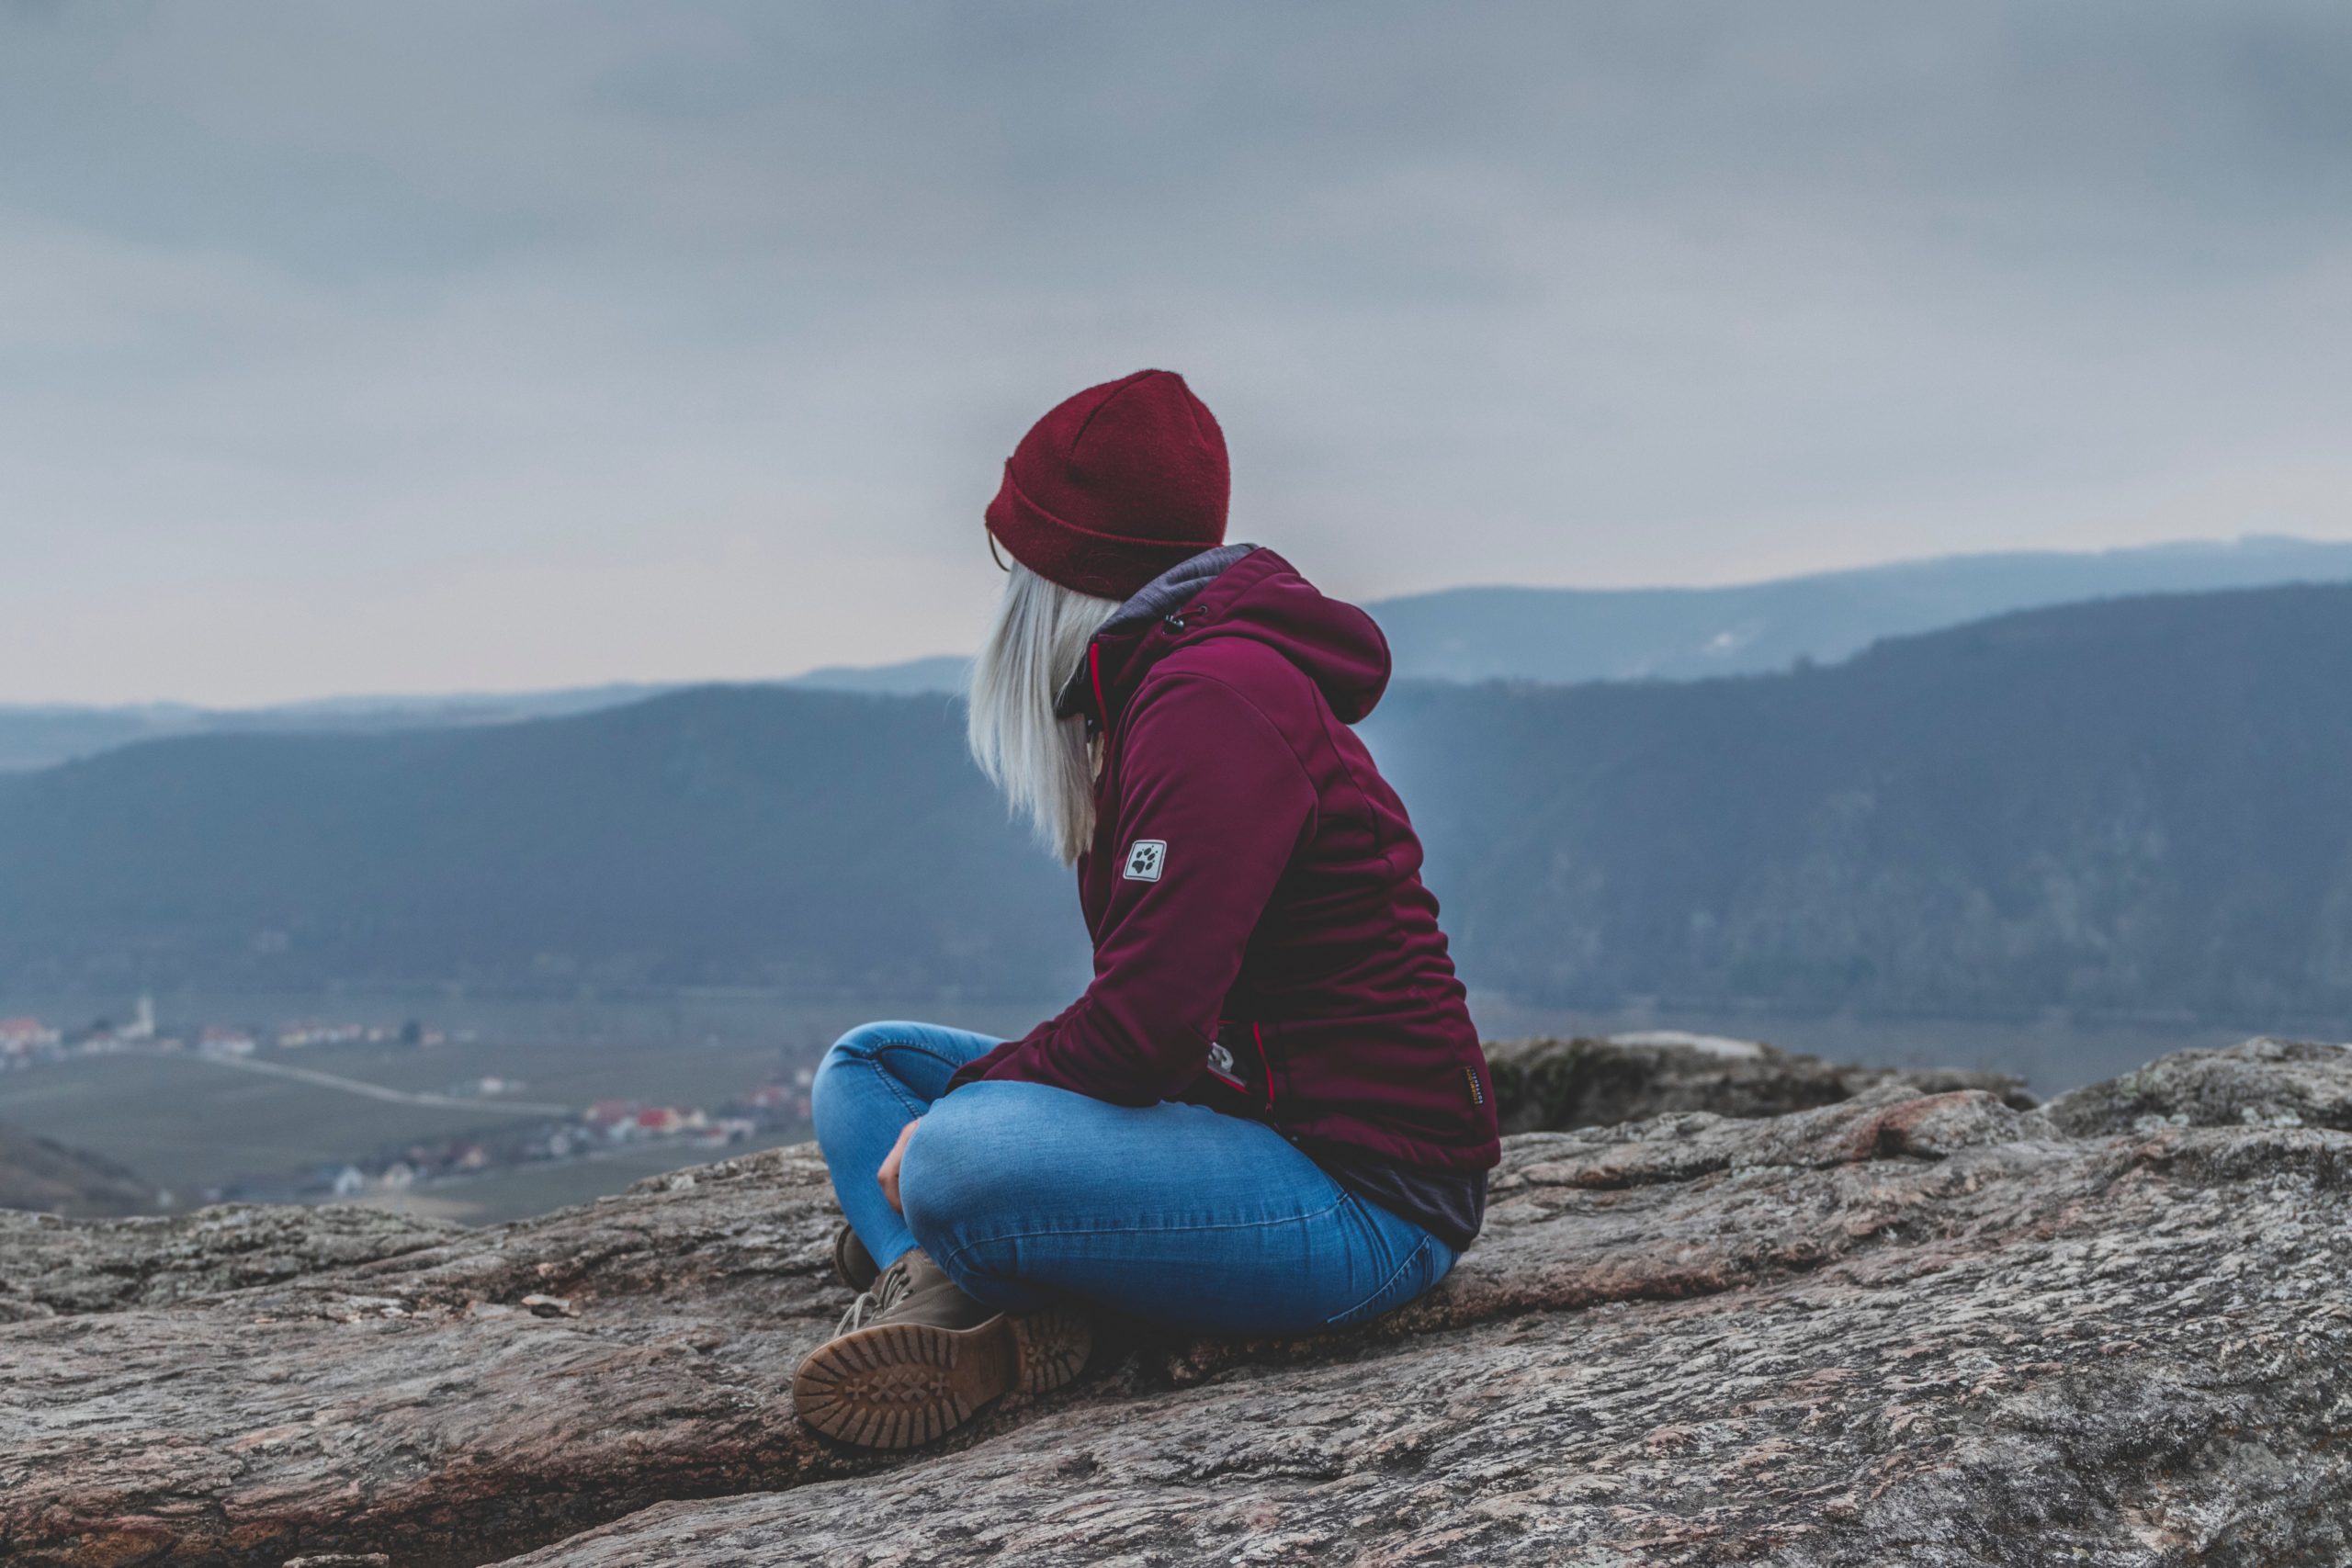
[794,370,1500,1449]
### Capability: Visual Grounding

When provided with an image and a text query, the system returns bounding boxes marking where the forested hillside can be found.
[0,690,1079,998]
[0,1124,159,1216]
[2,583,2348,1021]
[1371,582,2352,1017]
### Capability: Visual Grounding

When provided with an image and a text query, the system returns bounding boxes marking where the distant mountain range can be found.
[1368,533,2352,684]
[777,655,975,697]
[5,536,2347,773]
[1,580,2348,1023]
[737,533,2352,697]
[0,685,678,773]
[0,665,967,773]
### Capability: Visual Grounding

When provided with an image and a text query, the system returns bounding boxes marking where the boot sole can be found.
[792,1305,1092,1450]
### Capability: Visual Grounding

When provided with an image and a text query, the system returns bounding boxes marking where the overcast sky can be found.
[3,2,2349,705]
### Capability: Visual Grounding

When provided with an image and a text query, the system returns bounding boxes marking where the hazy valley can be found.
[5,567,2348,1223]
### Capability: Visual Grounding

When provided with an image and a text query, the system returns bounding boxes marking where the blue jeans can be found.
[811,1020,1457,1336]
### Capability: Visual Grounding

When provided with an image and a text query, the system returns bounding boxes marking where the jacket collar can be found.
[1054,544,1261,729]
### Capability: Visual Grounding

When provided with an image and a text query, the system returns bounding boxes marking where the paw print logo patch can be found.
[1122,839,1167,882]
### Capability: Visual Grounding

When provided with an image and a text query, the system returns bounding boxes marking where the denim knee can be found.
[898,1093,990,1234]
[898,1090,1049,1306]
[810,1021,898,1123]
[824,1019,900,1067]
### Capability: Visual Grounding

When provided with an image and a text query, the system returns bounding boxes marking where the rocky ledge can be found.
[2,1037,2346,1567]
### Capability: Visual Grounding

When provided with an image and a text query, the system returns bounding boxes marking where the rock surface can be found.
[2040,1033,2352,1137]
[2,1040,2346,1566]
[0,1202,460,1321]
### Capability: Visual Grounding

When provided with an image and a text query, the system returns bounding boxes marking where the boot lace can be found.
[834,1254,916,1336]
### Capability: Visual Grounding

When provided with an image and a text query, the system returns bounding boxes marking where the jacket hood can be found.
[1057,546,1393,730]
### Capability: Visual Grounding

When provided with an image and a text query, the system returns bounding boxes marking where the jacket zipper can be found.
[1211,1015,1279,1113]
[1088,639,1116,813]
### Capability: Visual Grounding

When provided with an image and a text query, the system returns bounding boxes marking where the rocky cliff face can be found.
[1480,1032,2035,1134]
[2,1038,2346,1566]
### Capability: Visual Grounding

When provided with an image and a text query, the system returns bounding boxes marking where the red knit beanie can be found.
[984,369,1229,601]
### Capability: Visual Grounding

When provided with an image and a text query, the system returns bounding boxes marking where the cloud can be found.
[1,1,2348,702]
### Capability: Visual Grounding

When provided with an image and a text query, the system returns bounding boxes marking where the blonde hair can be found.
[967,560,1122,863]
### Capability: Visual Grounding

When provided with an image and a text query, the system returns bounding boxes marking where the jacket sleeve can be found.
[946,672,1319,1106]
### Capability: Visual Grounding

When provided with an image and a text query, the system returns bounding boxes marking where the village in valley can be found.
[0,998,817,1209]
[0,996,446,1062]
[292,1083,808,1207]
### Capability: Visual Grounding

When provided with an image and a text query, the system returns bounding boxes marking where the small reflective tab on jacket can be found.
[1463,1066,1486,1107]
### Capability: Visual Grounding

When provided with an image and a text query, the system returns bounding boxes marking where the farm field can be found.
[0,991,1069,1213]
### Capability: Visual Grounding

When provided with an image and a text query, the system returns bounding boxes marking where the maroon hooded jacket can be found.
[947,546,1500,1217]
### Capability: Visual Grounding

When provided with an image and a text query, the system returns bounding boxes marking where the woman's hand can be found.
[876,1119,919,1213]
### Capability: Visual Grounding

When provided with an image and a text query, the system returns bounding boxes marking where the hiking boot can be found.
[791,1248,1091,1450]
[831,1223,879,1292]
